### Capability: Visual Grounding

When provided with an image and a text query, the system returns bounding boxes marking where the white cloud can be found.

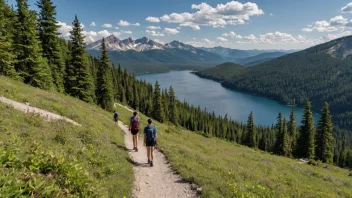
[185,38,216,47]
[90,22,96,27]
[80,23,85,29]
[146,16,160,23]
[146,30,164,36]
[222,31,242,39]
[176,27,181,30]
[244,34,256,41]
[163,28,180,34]
[118,20,140,27]
[112,32,121,37]
[57,21,72,37]
[153,39,164,44]
[160,1,264,29]
[146,26,161,30]
[114,27,119,30]
[302,28,313,32]
[102,24,113,28]
[270,13,273,16]
[341,2,352,13]
[320,31,352,41]
[83,30,112,43]
[217,37,228,42]
[118,20,130,26]
[303,15,352,32]
[121,30,133,34]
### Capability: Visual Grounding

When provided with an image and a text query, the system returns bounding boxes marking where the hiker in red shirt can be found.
[128,111,140,151]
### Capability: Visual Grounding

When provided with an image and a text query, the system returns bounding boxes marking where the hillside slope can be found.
[234,52,288,66]
[0,76,133,197]
[115,103,352,198]
[196,36,352,142]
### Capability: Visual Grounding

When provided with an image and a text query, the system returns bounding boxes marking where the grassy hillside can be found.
[0,76,133,197]
[115,104,352,198]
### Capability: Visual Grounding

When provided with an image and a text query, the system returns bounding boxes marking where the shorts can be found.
[131,129,139,135]
[146,140,156,147]
[114,118,118,122]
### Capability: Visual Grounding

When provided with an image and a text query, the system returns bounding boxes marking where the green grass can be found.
[2,75,352,198]
[0,76,133,197]
[116,105,352,198]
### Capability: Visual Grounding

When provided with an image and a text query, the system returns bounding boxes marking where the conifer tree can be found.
[0,0,17,78]
[274,112,284,155]
[95,38,113,110]
[288,106,297,156]
[152,81,165,123]
[36,0,64,92]
[297,101,315,159]
[13,0,53,89]
[169,86,178,125]
[282,118,291,157]
[245,111,257,148]
[316,102,335,163]
[67,15,94,102]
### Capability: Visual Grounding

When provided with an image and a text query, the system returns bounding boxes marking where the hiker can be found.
[128,111,140,151]
[144,118,157,167]
[113,111,119,124]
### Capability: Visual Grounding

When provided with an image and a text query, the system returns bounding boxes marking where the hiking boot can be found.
[135,147,138,152]
[148,159,150,164]
[150,161,153,167]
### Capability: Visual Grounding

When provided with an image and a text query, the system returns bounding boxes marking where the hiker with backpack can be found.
[144,118,157,167]
[128,111,140,151]
[113,111,119,124]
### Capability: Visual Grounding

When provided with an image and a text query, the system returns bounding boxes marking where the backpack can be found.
[114,112,118,119]
[145,126,156,142]
[131,116,139,131]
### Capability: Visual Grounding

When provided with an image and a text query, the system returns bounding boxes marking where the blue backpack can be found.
[145,126,156,142]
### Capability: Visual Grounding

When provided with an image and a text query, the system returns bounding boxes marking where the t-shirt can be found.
[144,125,157,142]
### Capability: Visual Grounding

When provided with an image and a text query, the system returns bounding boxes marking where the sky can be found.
[7,0,352,50]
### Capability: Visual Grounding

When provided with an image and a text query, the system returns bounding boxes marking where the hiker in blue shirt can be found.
[144,118,157,167]
[113,111,119,124]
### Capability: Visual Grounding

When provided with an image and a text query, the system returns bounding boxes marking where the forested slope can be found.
[196,36,352,158]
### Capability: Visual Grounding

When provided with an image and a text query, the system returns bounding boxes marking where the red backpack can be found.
[131,116,140,131]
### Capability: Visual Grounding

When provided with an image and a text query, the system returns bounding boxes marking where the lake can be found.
[137,71,319,126]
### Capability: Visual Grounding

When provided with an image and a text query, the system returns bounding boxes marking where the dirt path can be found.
[0,96,81,126]
[116,104,197,198]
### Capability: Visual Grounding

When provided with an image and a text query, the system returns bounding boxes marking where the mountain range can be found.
[86,35,291,73]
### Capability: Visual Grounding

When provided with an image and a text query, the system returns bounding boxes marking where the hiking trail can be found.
[0,96,81,126]
[115,103,198,198]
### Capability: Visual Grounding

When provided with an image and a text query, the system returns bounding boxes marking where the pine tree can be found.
[316,102,335,163]
[282,118,291,157]
[13,0,53,89]
[297,101,315,159]
[0,0,18,78]
[169,86,178,125]
[36,0,64,92]
[152,81,165,123]
[245,111,257,148]
[288,106,297,156]
[67,15,94,102]
[95,38,113,110]
[274,112,284,155]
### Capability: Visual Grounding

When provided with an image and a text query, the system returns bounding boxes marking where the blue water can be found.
[137,71,319,126]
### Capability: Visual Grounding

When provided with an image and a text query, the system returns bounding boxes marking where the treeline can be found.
[1,0,351,169]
